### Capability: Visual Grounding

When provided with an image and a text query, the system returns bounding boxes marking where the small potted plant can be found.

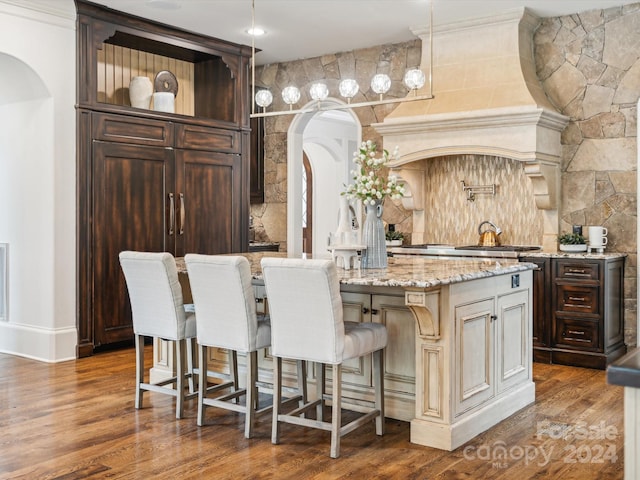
[385,230,405,247]
[558,232,587,252]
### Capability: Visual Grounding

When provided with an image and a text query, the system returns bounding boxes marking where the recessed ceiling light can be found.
[146,0,181,10]
[247,27,265,36]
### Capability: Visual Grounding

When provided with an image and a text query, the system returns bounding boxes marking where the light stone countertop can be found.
[520,251,627,260]
[176,252,536,289]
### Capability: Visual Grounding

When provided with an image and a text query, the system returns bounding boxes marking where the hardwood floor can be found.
[0,347,624,479]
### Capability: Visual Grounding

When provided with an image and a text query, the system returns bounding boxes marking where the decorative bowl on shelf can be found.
[559,244,587,252]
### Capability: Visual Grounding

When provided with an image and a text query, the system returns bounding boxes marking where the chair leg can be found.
[245,351,257,439]
[272,356,282,445]
[316,362,325,421]
[186,337,196,394]
[297,360,308,407]
[330,363,342,459]
[134,334,145,410]
[252,350,260,411]
[197,344,207,426]
[229,350,239,403]
[373,349,385,436]
[175,339,185,419]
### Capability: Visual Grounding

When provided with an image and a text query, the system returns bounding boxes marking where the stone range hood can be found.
[374,8,569,251]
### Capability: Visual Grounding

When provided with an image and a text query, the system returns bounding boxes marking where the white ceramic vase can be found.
[129,76,152,109]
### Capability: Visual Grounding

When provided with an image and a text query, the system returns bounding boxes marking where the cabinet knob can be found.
[490,315,498,322]
[362,308,370,314]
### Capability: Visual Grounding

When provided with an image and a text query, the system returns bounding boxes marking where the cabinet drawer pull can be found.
[567,330,585,336]
[568,296,586,302]
[567,269,586,274]
[168,192,175,235]
[179,193,185,235]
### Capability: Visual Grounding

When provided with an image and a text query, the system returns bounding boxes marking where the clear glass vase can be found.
[361,199,387,268]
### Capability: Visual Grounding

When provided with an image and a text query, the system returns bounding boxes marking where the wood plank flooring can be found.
[0,347,624,479]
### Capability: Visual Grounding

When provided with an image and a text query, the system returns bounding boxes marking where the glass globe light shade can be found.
[309,83,329,101]
[338,79,359,101]
[403,68,426,90]
[255,89,273,108]
[370,74,391,95]
[281,86,301,106]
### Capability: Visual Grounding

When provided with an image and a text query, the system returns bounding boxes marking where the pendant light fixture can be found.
[250,0,434,118]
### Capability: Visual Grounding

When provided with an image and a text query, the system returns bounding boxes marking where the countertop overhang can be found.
[607,348,640,389]
[176,252,535,289]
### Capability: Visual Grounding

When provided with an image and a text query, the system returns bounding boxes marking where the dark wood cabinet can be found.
[174,148,243,255]
[250,115,265,204]
[524,257,551,363]
[522,255,626,370]
[75,1,251,355]
[92,140,172,346]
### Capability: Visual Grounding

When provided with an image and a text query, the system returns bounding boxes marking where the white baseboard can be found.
[0,321,76,362]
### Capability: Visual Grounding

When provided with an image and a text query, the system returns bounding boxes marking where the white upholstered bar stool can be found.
[118,251,197,419]
[184,254,273,438]
[261,257,387,458]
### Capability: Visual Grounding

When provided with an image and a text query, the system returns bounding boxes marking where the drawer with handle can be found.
[554,317,600,350]
[556,284,599,315]
[555,260,600,282]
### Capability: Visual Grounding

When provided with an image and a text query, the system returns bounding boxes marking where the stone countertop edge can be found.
[520,251,627,259]
[607,348,640,388]
[176,252,536,289]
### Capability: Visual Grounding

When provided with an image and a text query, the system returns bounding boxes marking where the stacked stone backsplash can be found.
[535,3,638,345]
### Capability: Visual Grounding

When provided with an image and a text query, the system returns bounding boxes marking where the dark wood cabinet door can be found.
[92,141,173,347]
[250,116,264,204]
[522,256,551,358]
[174,149,242,256]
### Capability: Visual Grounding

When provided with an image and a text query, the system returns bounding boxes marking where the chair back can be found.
[261,258,344,364]
[119,251,187,340]
[185,254,259,352]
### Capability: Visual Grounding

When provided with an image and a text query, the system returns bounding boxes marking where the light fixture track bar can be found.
[249,94,434,118]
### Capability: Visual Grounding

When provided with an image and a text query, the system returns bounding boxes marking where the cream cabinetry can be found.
[340,291,416,420]
[158,255,535,450]
[453,297,495,415]
[452,287,530,417]
[180,289,416,420]
[411,271,534,450]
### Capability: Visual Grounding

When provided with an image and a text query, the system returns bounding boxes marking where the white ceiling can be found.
[27,0,640,65]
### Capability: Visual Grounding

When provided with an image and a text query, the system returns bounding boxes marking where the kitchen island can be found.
[162,253,535,451]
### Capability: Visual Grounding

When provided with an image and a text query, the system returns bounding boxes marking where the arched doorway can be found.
[287,101,360,257]
[302,153,313,253]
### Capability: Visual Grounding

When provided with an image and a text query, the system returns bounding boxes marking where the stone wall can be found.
[251,40,421,247]
[253,3,638,346]
[534,3,638,345]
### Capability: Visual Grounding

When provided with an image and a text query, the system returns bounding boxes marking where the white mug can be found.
[588,226,608,247]
[152,92,175,113]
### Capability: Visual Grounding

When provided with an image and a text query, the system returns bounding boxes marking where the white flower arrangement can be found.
[343,140,405,205]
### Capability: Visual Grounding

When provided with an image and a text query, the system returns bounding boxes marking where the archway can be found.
[287,100,360,256]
